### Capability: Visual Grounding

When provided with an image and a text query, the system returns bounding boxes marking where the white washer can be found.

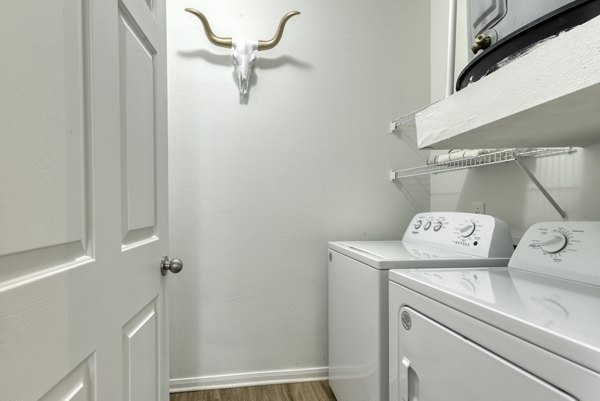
[389,221,600,401]
[328,212,514,401]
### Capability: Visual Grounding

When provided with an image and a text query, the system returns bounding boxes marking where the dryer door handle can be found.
[400,357,411,401]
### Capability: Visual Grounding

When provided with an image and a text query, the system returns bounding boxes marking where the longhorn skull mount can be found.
[185,9,300,97]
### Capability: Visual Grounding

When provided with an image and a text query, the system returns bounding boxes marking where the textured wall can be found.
[166,0,431,389]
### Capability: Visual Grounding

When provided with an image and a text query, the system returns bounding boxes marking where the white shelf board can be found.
[416,14,600,150]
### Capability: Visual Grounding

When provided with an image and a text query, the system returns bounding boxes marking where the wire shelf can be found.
[390,104,426,133]
[390,147,575,181]
[390,101,442,134]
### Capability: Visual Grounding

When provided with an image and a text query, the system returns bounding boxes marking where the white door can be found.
[0,0,171,400]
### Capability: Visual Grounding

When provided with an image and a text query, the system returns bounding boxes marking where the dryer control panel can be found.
[403,212,514,258]
[510,221,600,286]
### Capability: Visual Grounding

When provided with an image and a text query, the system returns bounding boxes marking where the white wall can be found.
[429,2,600,241]
[167,0,431,390]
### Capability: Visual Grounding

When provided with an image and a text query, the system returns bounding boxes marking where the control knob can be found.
[459,223,476,238]
[539,233,568,254]
[424,221,432,230]
[414,220,423,229]
[433,221,443,232]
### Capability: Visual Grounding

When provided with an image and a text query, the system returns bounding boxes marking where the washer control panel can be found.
[510,221,600,286]
[403,212,514,258]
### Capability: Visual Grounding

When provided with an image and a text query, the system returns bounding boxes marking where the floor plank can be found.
[170,381,336,401]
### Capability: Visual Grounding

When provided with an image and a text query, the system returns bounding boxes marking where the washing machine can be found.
[328,212,514,401]
[389,221,600,401]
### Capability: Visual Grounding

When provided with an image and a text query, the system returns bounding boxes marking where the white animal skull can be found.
[185,9,299,98]
[232,39,258,96]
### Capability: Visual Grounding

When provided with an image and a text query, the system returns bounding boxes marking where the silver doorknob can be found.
[161,256,184,276]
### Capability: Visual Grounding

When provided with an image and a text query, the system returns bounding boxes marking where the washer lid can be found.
[329,241,510,270]
[390,267,600,374]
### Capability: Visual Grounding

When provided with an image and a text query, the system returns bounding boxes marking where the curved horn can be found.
[185,8,232,48]
[258,11,300,51]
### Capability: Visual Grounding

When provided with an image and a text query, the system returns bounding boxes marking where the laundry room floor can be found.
[170,381,336,401]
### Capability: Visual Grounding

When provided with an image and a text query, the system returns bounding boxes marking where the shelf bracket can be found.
[514,157,568,220]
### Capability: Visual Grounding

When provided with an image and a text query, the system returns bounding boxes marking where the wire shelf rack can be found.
[390,147,575,181]
[389,102,439,134]
[390,147,576,220]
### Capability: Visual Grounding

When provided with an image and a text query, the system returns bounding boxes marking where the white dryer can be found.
[328,212,514,401]
[389,221,600,401]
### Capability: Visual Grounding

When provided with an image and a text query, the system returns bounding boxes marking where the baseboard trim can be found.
[169,367,329,393]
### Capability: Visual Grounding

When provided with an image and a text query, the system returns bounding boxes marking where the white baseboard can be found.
[169,366,329,393]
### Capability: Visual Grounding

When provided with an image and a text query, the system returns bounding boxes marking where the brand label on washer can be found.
[401,311,412,330]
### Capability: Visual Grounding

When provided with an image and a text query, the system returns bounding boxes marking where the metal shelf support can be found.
[514,157,568,220]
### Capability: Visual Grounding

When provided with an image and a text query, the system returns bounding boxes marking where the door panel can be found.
[0,0,169,399]
[123,300,159,401]
[118,4,158,247]
[40,355,96,401]
[0,0,91,283]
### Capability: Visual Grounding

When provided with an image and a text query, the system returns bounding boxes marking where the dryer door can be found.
[395,307,576,401]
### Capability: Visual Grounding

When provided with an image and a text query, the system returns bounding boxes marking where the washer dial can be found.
[540,233,568,254]
[459,223,476,238]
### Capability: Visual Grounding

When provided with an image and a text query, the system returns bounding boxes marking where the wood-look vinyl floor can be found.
[170,381,337,401]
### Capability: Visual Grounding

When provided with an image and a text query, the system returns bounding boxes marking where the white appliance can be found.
[458,0,600,90]
[328,212,514,401]
[389,221,600,401]
[467,0,574,52]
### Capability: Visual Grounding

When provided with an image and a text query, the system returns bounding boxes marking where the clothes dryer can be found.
[389,221,600,401]
[328,212,514,401]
